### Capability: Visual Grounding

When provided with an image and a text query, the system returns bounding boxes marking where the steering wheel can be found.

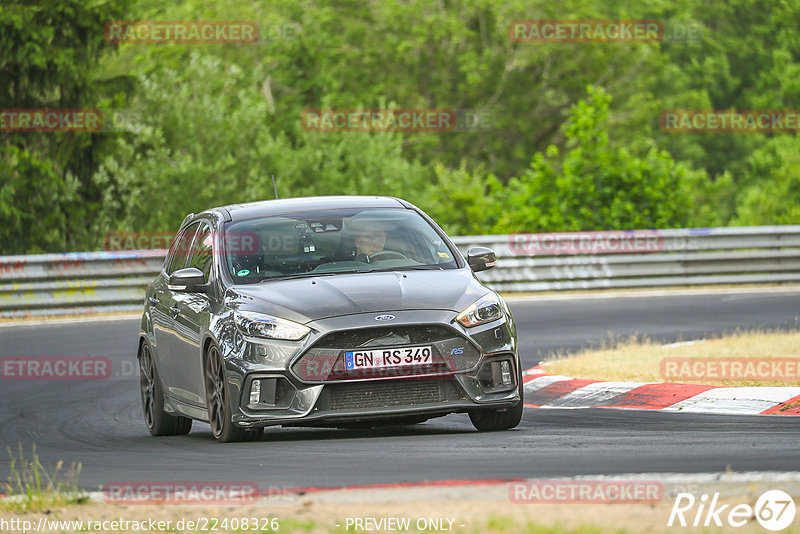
[367,250,407,261]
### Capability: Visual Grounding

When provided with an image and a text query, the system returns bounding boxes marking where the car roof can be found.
[206,195,411,222]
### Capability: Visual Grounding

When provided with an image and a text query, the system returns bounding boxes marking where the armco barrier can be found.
[0,250,166,318]
[1,226,799,318]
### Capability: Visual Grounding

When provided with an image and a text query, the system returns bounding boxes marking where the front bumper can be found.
[222,309,520,428]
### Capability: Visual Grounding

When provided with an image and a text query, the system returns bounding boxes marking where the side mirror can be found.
[168,267,207,293]
[467,247,497,273]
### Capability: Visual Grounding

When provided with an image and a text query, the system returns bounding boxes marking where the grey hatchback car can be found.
[138,196,523,442]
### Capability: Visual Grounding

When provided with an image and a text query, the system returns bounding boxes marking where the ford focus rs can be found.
[138,196,523,442]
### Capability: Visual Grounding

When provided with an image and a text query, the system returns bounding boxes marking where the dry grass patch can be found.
[543,331,800,387]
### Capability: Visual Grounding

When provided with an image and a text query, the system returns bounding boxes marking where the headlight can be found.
[234,310,310,341]
[456,293,504,328]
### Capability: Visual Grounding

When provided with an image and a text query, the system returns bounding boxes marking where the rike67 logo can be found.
[668,490,796,531]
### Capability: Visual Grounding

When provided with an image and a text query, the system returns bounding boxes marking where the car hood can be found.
[227,268,489,324]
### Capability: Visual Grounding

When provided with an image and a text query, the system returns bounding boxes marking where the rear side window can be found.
[165,222,201,275]
[187,224,214,282]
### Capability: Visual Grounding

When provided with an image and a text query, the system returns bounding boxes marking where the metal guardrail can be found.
[1,226,799,318]
[460,226,800,292]
[0,251,165,318]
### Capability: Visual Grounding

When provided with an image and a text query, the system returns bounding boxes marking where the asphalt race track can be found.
[0,289,798,489]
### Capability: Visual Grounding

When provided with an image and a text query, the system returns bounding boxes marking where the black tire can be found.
[468,363,524,432]
[139,341,192,436]
[204,343,264,443]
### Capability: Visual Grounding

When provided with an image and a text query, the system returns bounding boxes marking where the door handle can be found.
[148,297,158,305]
[169,306,181,316]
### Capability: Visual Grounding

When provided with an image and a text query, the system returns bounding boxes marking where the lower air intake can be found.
[328,380,457,410]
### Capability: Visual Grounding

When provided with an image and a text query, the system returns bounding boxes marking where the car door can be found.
[152,222,201,398]
[171,222,215,405]
[148,272,174,368]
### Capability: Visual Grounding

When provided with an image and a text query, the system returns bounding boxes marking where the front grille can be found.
[293,324,483,382]
[327,380,462,410]
[313,325,454,349]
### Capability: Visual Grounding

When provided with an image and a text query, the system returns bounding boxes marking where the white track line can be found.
[523,375,574,391]
[545,381,654,408]
[663,387,800,415]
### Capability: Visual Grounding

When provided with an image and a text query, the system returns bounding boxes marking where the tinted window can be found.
[165,222,201,275]
[223,208,458,283]
[187,224,214,282]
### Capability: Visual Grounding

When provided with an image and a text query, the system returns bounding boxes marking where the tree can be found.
[733,136,800,225]
[488,86,702,232]
[0,0,133,254]
[92,53,434,238]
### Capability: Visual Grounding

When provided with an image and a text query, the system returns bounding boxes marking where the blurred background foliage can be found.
[2,0,800,253]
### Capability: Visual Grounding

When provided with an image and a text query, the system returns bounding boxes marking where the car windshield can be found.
[222,208,458,283]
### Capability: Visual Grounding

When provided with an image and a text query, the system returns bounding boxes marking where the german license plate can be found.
[344,345,433,370]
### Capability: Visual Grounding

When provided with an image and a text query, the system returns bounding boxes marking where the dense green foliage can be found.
[0,0,131,253]
[2,0,800,253]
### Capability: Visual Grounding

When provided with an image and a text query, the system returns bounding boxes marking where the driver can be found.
[351,223,388,263]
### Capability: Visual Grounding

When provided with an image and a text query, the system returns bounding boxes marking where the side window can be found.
[165,222,201,275]
[187,224,214,282]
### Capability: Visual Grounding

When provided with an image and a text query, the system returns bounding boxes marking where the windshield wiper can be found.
[366,265,444,273]
[257,270,366,283]
[254,265,441,282]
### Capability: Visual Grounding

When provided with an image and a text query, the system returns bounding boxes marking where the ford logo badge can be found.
[374,314,395,321]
